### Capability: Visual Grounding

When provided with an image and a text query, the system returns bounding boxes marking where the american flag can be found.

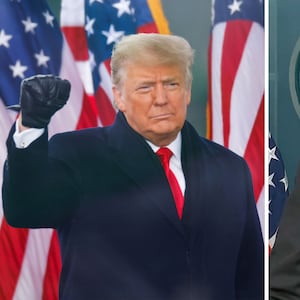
[207,0,265,235]
[0,0,169,299]
[269,134,289,249]
[60,0,170,128]
[0,1,84,299]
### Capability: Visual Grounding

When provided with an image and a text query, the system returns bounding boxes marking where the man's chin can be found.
[145,126,180,145]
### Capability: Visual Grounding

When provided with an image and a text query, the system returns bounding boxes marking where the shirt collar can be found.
[146,132,182,161]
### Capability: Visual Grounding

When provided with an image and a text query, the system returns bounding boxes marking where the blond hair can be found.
[111,33,194,89]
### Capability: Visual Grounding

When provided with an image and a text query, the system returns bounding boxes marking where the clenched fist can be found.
[19,74,71,128]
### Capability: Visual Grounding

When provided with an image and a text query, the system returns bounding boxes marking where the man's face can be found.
[113,62,191,146]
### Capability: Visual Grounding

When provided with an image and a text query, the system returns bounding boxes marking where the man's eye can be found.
[137,85,151,92]
[166,82,179,89]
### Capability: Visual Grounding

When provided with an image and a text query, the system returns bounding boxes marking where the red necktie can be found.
[157,147,184,219]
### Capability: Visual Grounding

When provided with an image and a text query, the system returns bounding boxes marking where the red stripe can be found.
[137,23,159,33]
[95,87,116,126]
[61,27,89,61]
[244,95,264,202]
[104,58,111,74]
[42,231,61,300]
[0,219,29,300]
[76,93,100,130]
[207,35,213,139]
[221,20,252,147]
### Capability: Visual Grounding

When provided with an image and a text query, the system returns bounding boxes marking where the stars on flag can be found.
[9,60,28,78]
[228,0,243,15]
[269,145,278,164]
[84,0,134,45]
[268,134,289,242]
[0,1,64,107]
[85,16,96,36]
[43,10,55,27]
[35,49,50,67]
[268,144,288,195]
[280,173,289,192]
[269,173,275,188]
[112,0,132,17]
[89,50,96,71]
[90,0,103,5]
[22,17,38,33]
[102,24,125,45]
[0,29,12,48]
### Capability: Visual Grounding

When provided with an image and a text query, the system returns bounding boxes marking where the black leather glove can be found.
[18,74,71,128]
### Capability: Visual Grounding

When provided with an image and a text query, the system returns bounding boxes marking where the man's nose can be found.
[153,83,167,105]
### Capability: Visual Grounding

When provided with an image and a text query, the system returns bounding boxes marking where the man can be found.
[2,33,263,300]
[270,165,300,299]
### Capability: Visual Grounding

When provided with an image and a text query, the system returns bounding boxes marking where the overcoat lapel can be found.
[180,121,227,250]
[180,121,214,246]
[106,112,185,236]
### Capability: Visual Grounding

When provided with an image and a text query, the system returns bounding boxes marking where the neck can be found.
[146,133,179,147]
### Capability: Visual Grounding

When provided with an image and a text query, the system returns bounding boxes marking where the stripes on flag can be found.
[0,0,169,299]
[207,0,265,234]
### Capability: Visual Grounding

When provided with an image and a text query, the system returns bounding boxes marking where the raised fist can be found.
[19,74,71,128]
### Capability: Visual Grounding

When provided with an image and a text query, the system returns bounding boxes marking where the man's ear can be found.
[112,86,126,112]
[185,89,191,106]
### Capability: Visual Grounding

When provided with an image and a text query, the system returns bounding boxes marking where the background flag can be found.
[0,0,169,299]
[0,1,84,299]
[269,133,289,249]
[60,0,170,128]
[207,0,265,234]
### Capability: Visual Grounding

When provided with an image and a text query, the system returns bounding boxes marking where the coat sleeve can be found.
[2,125,80,229]
[235,160,264,300]
[270,165,300,300]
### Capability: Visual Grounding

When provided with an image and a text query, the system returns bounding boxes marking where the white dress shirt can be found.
[13,118,44,148]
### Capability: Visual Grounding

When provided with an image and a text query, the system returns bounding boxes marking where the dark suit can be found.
[3,112,263,300]
[270,165,300,300]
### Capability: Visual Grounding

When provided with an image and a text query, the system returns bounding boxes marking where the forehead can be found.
[125,62,183,79]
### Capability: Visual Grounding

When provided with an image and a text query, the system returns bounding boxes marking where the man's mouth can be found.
[150,113,173,120]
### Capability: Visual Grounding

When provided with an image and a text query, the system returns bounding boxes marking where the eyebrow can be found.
[137,76,179,85]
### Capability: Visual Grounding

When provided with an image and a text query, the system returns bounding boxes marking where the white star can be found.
[22,17,38,34]
[0,29,13,48]
[102,25,124,45]
[228,0,243,15]
[9,60,28,79]
[113,0,131,18]
[35,50,50,67]
[89,0,103,4]
[280,171,289,192]
[269,173,275,188]
[89,50,96,71]
[85,16,96,36]
[43,10,55,27]
[268,146,278,164]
